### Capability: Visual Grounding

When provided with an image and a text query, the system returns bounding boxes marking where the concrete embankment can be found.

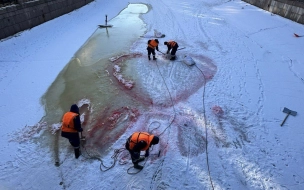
[243,0,304,24]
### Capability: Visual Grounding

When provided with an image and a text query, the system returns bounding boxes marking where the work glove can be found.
[145,152,149,157]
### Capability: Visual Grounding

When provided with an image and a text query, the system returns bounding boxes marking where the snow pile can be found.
[109,53,142,63]
[113,64,134,89]
[109,54,129,62]
[50,123,61,134]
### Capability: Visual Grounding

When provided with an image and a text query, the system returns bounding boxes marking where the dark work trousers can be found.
[125,141,141,164]
[171,45,179,56]
[61,132,80,158]
[147,47,156,57]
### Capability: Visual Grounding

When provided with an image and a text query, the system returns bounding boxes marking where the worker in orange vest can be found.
[125,132,160,169]
[147,39,159,60]
[61,104,83,159]
[164,40,179,60]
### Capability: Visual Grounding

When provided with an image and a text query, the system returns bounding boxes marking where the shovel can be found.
[158,50,166,55]
[280,107,297,126]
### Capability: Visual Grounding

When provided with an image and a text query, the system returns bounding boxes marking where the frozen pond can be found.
[36,3,217,160]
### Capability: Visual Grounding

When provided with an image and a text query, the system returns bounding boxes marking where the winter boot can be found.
[134,163,143,170]
[170,56,176,60]
[153,56,157,60]
[138,157,145,162]
[148,56,151,60]
[74,147,81,159]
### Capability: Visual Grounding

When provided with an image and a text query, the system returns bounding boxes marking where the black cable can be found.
[194,64,215,190]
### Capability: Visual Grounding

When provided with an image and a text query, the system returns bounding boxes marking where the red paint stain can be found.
[212,105,224,117]
[85,106,140,153]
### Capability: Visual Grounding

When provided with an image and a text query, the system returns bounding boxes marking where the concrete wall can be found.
[242,0,304,24]
[0,0,94,40]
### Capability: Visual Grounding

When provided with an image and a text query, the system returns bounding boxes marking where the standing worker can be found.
[147,39,159,60]
[61,104,83,159]
[125,132,160,169]
[164,40,179,60]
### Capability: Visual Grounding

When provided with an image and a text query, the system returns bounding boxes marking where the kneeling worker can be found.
[125,132,160,169]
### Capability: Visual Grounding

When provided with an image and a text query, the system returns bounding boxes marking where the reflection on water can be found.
[76,4,149,67]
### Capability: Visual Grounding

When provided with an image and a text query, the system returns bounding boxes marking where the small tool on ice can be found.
[158,50,166,55]
[182,55,195,66]
[154,29,166,38]
[99,15,113,28]
[280,107,297,126]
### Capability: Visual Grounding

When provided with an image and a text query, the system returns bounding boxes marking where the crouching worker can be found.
[164,40,179,60]
[61,104,83,159]
[125,132,159,170]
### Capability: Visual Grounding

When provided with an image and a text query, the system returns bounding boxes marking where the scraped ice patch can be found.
[174,111,206,157]
[111,53,217,107]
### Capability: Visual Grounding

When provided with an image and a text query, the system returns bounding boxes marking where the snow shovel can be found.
[158,50,166,55]
[280,107,297,126]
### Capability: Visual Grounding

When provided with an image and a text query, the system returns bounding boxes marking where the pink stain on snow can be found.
[85,106,140,153]
[80,53,217,155]
[212,105,224,116]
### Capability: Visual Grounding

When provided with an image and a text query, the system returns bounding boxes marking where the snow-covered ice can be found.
[0,0,304,189]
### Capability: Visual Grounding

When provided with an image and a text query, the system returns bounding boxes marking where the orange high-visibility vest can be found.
[61,112,79,133]
[167,41,176,47]
[128,132,154,151]
[148,40,158,49]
